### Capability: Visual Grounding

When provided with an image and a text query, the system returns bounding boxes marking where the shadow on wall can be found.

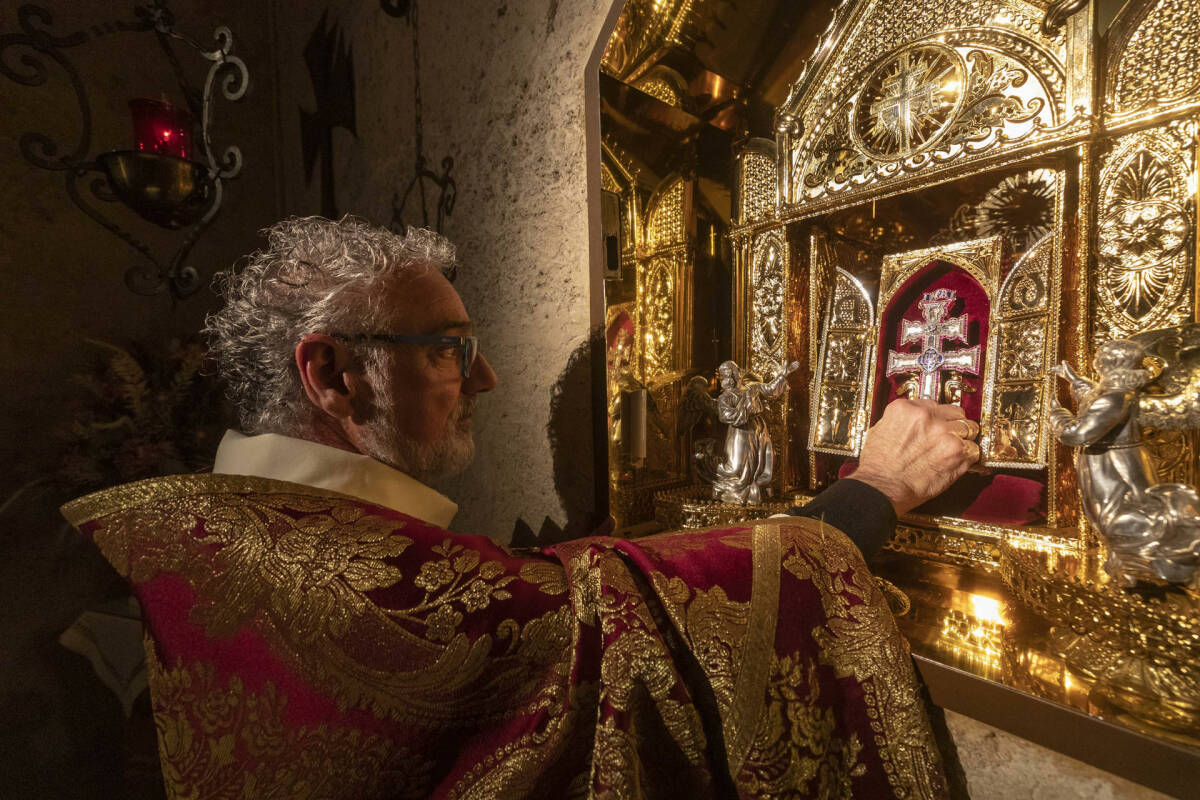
[511,328,609,547]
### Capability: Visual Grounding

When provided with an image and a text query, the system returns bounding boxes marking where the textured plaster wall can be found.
[271,0,612,541]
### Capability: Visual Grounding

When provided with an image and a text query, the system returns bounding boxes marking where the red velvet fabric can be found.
[63,474,950,799]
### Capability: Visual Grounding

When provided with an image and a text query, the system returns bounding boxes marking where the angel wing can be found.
[1132,323,1200,430]
[679,374,718,437]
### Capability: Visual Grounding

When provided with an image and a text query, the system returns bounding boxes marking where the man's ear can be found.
[295,334,358,421]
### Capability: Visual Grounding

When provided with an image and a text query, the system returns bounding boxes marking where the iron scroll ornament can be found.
[0,1,248,300]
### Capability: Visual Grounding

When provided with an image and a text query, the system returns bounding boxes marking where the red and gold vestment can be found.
[64,474,948,799]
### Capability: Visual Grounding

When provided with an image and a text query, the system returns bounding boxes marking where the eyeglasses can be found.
[333,333,480,379]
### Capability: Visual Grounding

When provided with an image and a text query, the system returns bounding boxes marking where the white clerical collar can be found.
[212,430,458,528]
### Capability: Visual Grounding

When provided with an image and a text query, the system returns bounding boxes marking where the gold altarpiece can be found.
[597,0,1200,776]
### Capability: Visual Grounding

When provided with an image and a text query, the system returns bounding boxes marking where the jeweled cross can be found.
[885,288,981,401]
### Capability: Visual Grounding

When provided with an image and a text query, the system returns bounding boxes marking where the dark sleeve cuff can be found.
[785,478,897,561]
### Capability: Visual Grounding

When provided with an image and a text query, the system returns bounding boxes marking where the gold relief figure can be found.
[991,389,1039,461]
[897,373,921,399]
[942,370,976,406]
[817,389,856,446]
[751,239,785,357]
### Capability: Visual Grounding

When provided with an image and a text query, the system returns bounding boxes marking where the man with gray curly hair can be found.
[65,215,974,798]
[203,214,496,526]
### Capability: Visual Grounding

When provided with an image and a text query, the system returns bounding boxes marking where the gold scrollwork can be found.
[810,266,875,456]
[749,232,787,376]
[787,23,1067,213]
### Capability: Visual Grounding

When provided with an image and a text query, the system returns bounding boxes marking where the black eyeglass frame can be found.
[332,333,479,379]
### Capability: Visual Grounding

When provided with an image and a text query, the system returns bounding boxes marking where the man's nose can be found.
[465,352,498,393]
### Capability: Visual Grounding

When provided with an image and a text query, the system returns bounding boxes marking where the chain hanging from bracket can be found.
[385,0,456,236]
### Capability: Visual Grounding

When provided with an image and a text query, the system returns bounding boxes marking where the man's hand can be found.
[850,398,980,514]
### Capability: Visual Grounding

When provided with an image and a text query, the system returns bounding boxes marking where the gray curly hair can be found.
[204,215,457,436]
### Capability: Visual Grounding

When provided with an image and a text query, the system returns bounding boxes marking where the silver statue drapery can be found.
[1050,325,1200,587]
[695,359,799,504]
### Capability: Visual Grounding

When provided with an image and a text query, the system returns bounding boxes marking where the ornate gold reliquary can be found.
[598,0,1200,752]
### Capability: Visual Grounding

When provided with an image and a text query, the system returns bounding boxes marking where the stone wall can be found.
[271,0,613,541]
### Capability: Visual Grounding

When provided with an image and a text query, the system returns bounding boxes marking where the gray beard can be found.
[362,395,477,483]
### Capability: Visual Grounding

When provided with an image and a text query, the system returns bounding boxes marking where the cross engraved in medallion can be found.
[876,53,943,152]
[858,45,961,158]
[885,288,981,401]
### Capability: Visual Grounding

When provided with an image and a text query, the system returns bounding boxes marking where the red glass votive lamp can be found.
[129,98,193,159]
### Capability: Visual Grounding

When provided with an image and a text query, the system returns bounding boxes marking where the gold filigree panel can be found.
[738,142,777,225]
[646,178,688,249]
[782,0,1053,140]
[810,267,875,456]
[997,319,1046,380]
[638,177,692,380]
[776,0,1081,217]
[879,236,1005,308]
[792,36,1062,212]
[981,235,1057,467]
[748,232,788,377]
[639,255,677,378]
[1106,0,1200,128]
[1094,121,1197,347]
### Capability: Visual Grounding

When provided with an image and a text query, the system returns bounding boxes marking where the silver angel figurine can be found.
[695,359,799,505]
[1050,325,1200,586]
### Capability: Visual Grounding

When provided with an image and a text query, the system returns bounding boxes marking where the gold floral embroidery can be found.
[66,476,945,798]
[383,539,516,641]
[145,639,434,800]
[738,654,866,799]
[75,475,573,726]
[780,521,947,798]
[519,560,568,595]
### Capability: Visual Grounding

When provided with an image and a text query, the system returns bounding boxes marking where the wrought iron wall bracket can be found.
[0,1,249,300]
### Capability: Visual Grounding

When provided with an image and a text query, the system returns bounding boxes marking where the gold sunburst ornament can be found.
[1099,152,1190,321]
[853,44,965,161]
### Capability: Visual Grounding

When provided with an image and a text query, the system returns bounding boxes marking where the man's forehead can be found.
[380,270,472,333]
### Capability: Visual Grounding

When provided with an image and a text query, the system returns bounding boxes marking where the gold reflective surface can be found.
[598,0,1200,762]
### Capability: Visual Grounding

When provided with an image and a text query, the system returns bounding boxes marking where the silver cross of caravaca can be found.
[885,287,981,401]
